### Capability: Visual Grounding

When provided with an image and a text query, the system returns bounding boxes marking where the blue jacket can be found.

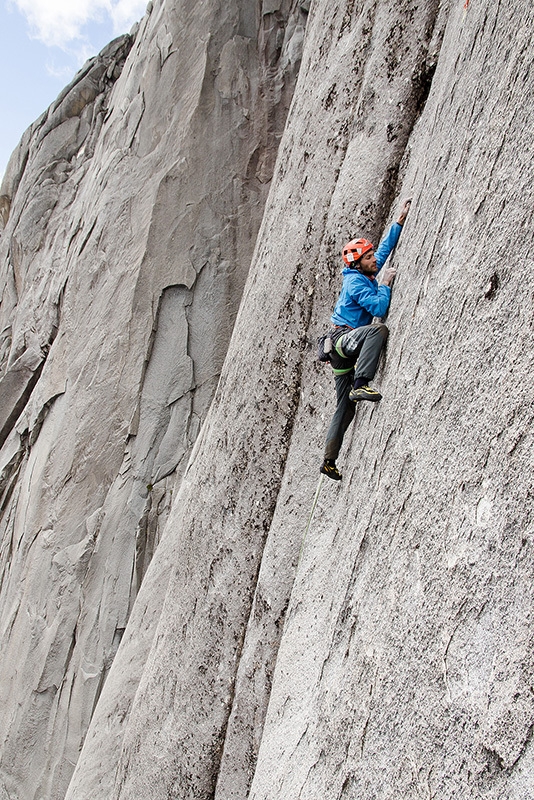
[331,222,402,329]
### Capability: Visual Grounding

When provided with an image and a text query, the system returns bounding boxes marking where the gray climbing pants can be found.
[324,323,388,461]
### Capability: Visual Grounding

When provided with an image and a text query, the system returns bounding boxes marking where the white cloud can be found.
[45,59,81,80]
[9,0,147,49]
[109,0,147,34]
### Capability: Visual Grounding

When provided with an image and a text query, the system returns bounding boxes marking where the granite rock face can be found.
[2,0,534,798]
[0,1,305,798]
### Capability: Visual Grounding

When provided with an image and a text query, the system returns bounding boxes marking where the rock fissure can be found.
[0,302,62,450]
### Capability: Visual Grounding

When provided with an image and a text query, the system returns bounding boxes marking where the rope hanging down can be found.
[297,473,325,567]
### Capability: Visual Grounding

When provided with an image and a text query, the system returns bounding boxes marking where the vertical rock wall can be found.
[68,0,534,798]
[0,1,306,798]
[247,1,534,797]
[2,0,534,798]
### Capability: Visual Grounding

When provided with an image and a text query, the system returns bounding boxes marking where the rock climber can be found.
[320,197,412,481]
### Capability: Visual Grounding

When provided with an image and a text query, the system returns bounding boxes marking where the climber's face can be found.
[358,249,377,277]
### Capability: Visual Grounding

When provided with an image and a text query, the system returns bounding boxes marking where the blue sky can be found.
[0,0,147,182]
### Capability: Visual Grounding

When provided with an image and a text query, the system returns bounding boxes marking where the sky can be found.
[0,0,148,182]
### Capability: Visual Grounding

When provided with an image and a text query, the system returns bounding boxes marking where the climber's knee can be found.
[374,322,389,339]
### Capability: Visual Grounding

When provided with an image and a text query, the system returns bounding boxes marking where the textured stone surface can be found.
[74,0,533,798]
[0,1,305,798]
[2,0,534,798]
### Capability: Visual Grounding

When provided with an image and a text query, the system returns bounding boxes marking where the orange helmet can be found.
[342,238,373,266]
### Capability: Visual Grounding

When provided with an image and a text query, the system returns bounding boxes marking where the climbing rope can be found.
[297,473,325,567]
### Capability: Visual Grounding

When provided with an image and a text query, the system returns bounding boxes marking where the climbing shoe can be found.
[320,460,342,481]
[349,384,382,402]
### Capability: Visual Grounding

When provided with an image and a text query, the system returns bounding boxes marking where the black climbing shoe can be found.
[320,460,342,481]
[349,384,382,402]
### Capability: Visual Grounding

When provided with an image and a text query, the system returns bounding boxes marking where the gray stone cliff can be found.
[1,0,534,798]
[0,0,304,797]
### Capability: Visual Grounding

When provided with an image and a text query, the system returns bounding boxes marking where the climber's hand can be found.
[397,197,412,225]
[382,267,397,286]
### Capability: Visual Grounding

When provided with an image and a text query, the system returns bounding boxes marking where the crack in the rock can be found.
[211,3,450,794]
